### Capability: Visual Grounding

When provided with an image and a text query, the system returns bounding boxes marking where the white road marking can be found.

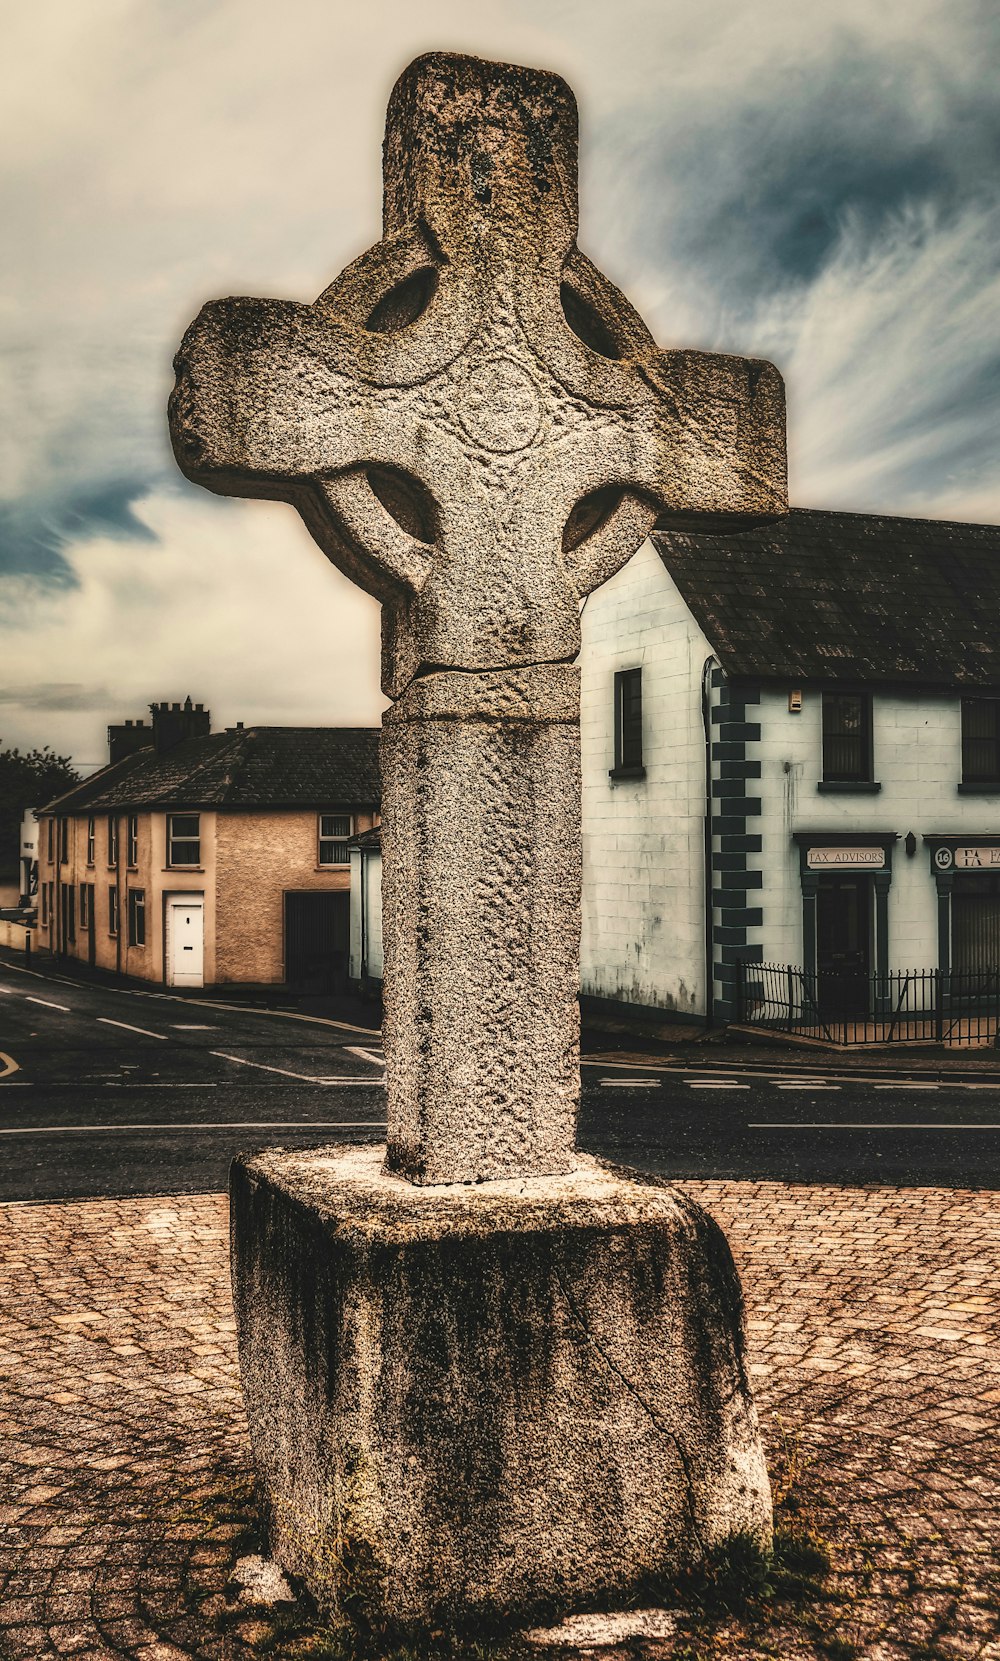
[211,1052,383,1085]
[0,1080,31,1086]
[751,1122,1000,1130]
[344,1045,385,1066]
[686,1081,749,1090]
[776,1083,841,1091]
[97,1018,168,1041]
[0,1121,387,1135]
[600,1078,660,1087]
[0,986,12,994]
[873,1082,939,1090]
[170,1023,215,1031]
[26,997,71,1012]
[0,1053,19,1080]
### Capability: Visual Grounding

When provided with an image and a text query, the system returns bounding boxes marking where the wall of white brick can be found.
[579,538,713,1016]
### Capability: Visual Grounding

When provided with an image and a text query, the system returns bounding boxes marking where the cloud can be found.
[0,490,386,769]
[4,0,1000,754]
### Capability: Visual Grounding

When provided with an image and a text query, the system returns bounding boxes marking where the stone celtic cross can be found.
[170,52,786,1184]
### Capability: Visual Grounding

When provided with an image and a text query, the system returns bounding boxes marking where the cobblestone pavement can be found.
[1,1180,998,1660]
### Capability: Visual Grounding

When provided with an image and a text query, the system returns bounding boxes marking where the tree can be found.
[0,744,80,876]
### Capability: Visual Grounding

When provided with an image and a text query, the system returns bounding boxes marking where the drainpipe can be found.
[359,847,368,988]
[116,816,123,977]
[701,655,720,1029]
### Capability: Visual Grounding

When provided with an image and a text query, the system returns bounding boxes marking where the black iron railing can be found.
[737,963,1000,1047]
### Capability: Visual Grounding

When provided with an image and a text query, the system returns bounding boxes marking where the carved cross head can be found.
[169,53,786,698]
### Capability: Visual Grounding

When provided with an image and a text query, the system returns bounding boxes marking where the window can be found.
[611,667,644,778]
[87,817,95,865]
[58,818,69,863]
[822,692,872,783]
[65,884,75,944]
[127,814,138,867]
[108,885,118,936]
[108,815,118,866]
[961,698,1000,784]
[167,813,200,867]
[127,888,146,947]
[46,819,54,863]
[318,813,353,866]
[41,884,49,926]
[80,885,90,929]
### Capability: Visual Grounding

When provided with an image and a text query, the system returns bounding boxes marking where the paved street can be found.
[2,1183,998,1660]
[3,956,1000,1198]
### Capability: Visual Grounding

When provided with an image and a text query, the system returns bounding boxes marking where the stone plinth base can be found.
[230,1145,771,1635]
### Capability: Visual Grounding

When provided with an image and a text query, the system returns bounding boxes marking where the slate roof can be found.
[652,508,1000,691]
[41,728,381,815]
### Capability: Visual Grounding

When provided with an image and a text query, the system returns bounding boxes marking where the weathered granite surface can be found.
[169,53,786,701]
[230,1145,771,1634]
[381,664,580,1183]
[168,50,787,1185]
[173,47,785,1633]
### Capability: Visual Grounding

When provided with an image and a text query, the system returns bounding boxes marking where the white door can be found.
[167,896,204,987]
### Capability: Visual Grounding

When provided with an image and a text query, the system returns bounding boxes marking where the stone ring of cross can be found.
[169,52,786,700]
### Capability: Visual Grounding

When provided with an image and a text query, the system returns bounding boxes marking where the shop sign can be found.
[935,845,1000,871]
[807,846,885,870]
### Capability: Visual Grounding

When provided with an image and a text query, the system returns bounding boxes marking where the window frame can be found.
[961,697,1000,785]
[41,883,49,926]
[127,888,146,948]
[126,813,138,868]
[821,690,874,785]
[58,818,69,864]
[46,818,54,864]
[167,813,201,868]
[610,666,645,780]
[318,812,354,868]
[107,814,118,867]
[108,885,119,937]
[87,816,95,866]
[80,885,90,929]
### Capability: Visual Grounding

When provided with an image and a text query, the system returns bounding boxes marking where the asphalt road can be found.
[2,958,1000,1199]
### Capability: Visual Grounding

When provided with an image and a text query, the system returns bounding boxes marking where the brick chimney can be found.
[150,697,211,756]
[108,717,152,766]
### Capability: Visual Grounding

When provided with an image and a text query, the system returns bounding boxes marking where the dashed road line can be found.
[344,1045,385,1066]
[775,1083,841,1091]
[600,1077,660,1087]
[874,1082,939,1090]
[26,997,71,1013]
[686,1081,750,1090]
[96,1018,168,1041]
[170,1024,215,1031]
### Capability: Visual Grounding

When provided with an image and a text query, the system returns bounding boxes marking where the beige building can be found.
[36,701,379,991]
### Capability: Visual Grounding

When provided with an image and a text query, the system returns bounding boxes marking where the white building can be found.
[581,507,1000,1031]
[351,507,1000,1036]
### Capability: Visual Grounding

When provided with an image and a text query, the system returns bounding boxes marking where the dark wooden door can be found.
[817,876,871,1017]
[284,892,350,994]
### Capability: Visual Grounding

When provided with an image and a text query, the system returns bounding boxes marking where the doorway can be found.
[166,896,204,987]
[284,892,349,994]
[816,876,871,1017]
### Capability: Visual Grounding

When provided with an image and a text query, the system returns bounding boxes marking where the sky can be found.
[3,0,999,771]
